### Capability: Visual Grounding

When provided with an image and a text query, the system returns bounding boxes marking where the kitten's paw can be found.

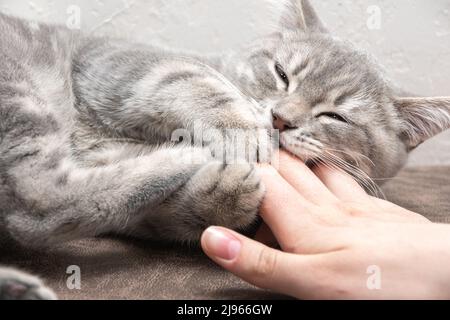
[0,268,57,300]
[188,161,265,230]
[144,161,265,242]
[208,129,275,164]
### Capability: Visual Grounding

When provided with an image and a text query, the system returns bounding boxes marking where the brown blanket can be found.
[2,166,449,300]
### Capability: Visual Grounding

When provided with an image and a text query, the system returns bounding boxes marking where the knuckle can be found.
[283,240,304,254]
[338,201,366,217]
[351,204,368,217]
[258,165,278,179]
[251,247,278,280]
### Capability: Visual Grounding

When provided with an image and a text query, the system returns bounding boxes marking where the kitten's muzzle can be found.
[272,110,296,132]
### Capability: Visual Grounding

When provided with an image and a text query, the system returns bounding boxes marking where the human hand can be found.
[201,151,450,299]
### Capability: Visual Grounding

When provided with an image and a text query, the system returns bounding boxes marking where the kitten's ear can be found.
[277,0,327,33]
[394,97,450,149]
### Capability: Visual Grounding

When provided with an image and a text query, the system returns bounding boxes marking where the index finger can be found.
[258,165,320,248]
[313,165,371,203]
[276,151,339,205]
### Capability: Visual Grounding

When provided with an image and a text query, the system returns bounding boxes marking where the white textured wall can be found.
[1,0,449,165]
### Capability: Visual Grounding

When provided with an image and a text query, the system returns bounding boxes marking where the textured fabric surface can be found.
[1,165,450,300]
[384,167,450,223]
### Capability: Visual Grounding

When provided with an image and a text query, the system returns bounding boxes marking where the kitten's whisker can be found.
[328,157,378,196]
[302,136,324,148]
[319,151,385,199]
[324,147,376,169]
[372,176,414,182]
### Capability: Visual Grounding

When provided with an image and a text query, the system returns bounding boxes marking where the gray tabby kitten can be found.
[1,0,449,299]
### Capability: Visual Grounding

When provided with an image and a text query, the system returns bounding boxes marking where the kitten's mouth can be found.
[278,134,321,167]
[278,148,321,170]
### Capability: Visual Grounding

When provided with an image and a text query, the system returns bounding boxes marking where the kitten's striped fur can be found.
[0,0,449,299]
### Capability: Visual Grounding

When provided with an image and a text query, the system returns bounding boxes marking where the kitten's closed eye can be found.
[316,112,348,123]
[275,63,289,90]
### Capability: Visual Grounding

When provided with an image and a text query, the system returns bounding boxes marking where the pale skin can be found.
[201,151,450,299]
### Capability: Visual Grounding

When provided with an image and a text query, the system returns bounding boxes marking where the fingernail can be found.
[203,227,241,261]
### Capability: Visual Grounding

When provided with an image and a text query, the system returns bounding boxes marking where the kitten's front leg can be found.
[0,267,56,300]
[75,53,272,145]
[6,146,211,247]
[139,161,265,243]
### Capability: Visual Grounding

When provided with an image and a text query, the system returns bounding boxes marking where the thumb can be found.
[201,226,305,298]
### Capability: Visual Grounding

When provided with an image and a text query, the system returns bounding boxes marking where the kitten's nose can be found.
[272,111,295,132]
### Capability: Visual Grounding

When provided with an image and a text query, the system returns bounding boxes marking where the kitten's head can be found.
[235,0,450,186]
